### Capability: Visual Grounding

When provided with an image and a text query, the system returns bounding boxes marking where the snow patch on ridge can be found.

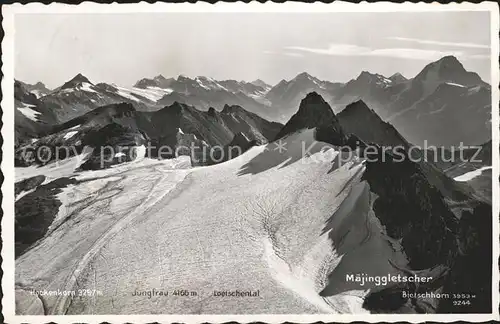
[454,166,492,182]
[63,131,78,140]
[116,86,173,102]
[79,82,97,93]
[133,145,146,161]
[18,103,41,121]
[445,82,465,88]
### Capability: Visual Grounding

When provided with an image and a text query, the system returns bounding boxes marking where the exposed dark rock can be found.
[209,132,257,165]
[16,100,282,169]
[360,146,491,313]
[134,74,175,89]
[415,55,484,86]
[275,92,345,141]
[16,80,52,97]
[14,80,59,146]
[337,100,409,148]
[95,82,118,93]
[362,284,409,312]
[15,177,78,258]
[15,175,46,196]
[438,202,492,313]
[78,123,147,170]
[389,72,408,83]
[60,73,92,89]
[207,107,217,117]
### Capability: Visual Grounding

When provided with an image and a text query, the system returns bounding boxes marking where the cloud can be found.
[285,44,370,56]
[369,48,464,61]
[284,43,488,61]
[387,36,490,49]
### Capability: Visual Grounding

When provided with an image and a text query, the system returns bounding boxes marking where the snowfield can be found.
[115,86,174,102]
[15,130,407,315]
[17,103,41,121]
[79,82,98,93]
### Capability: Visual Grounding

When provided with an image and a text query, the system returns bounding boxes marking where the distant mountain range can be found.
[329,56,491,147]
[15,55,491,150]
[14,81,59,147]
[15,99,282,168]
[17,80,52,98]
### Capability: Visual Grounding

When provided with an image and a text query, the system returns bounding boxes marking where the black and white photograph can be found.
[2,2,499,322]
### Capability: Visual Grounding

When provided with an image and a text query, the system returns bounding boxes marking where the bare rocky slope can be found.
[14,101,282,169]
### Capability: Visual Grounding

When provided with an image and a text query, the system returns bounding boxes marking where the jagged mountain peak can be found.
[275,92,342,140]
[299,91,330,109]
[71,73,91,83]
[432,55,466,72]
[207,107,217,117]
[32,81,49,89]
[170,101,187,109]
[154,74,168,81]
[356,70,387,81]
[61,73,92,89]
[415,55,480,83]
[293,72,321,84]
[134,74,175,89]
[341,100,376,116]
[221,104,245,114]
[251,79,270,89]
[155,101,195,116]
[15,80,32,93]
[14,79,24,88]
[357,70,375,78]
[195,75,212,81]
[389,72,408,83]
[295,72,313,79]
[437,55,462,65]
[177,74,192,81]
[337,100,408,148]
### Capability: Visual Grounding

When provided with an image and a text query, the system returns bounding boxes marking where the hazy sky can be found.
[15,11,491,88]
